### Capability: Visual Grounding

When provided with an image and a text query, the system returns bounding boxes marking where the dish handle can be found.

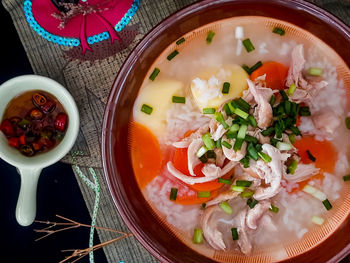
[15,167,42,226]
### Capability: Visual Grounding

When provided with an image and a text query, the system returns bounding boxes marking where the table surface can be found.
[0,4,108,263]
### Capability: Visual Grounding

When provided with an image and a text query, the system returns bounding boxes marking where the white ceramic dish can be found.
[0,75,79,226]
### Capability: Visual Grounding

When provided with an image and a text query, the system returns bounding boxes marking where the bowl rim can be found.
[102,0,350,262]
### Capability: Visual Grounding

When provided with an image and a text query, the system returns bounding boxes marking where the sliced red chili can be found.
[32,141,43,151]
[0,119,14,137]
[8,137,19,148]
[32,93,47,107]
[55,113,68,132]
[41,101,56,113]
[19,135,26,145]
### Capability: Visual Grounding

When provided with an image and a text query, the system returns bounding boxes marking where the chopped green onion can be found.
[288,134,296,144]
[248,115,257,127]
[284,100,291,115]
[290,102,298,117]
[234,138,244,151]
[218,178,232,185]
[261,127,275,136]
[236,98,251,112]
[247,198,259,209]
[249,61,263,73]
[237,124,248,139]
[222,82,230,94]
[193,228,204,244]
[269,94,276,107]
[216,138,222,148]
[141,104,153,115]
[299,106,311,116]
[214,112,229,129]
[276,104,285,117]
[229,124,240,133]
[343,174,350,181]
[269,204,279,213]
[287,160,298,174]
[219,201,233,214]
[170,188,178,201]
[240,190,254,198]
[206,30,215,44]
[288,83,297,96]
[149,68,160,81]
[200,203,206,210]
[272,27,285,36]
[222,140,232,149]
[242,65,251,74]
[196,145,208,158]
[258,151,272,163]
[234,108,249,119]
[322,199,332,210]
[202,133,215,150]
[276,141,293,151]
[203,107,216,114]
[206,150,216,159]
[227,132,237,140]
[311,215,324,225]
[234,116,249,126]
[231,228,239,240]
[284,117,295,128]
[280,90,289,101]
[270,138,281,147]
[242,38,255,53]
[345,117,350,129]
[167,50,179,61]
[228,101,235,113]
[244,135,258,144]
[247,143,259,161]
[176,37,185,45]
[290,126,301,136]
[199,154,208,163]
[240,156,250,168]
[232,185,245,192]
[236,180,252,187]
[275,124,282,139]
[308,67,323,76]
[198,191,211,198]
[302,185,327,201]
[172,96,186,103]
[306,150,316,162]
[224,103,232,116]
[255,143,262,152]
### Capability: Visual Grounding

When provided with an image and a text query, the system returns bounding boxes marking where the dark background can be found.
[0,3,108,263]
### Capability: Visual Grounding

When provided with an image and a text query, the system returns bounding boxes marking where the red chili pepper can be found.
[41,101,56,113]
[19,135,26,145]
[32,93,47,107]
[32,141,43,151]
[8,137,19,148]
[0,119,14,137]
[55,113,68,132]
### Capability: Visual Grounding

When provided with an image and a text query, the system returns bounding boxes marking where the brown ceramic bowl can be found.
[102,0,350,262]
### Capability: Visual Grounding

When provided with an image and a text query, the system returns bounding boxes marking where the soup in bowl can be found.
[102,1,350,262]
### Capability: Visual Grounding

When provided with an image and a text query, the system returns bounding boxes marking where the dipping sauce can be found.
[0,90,68,156]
